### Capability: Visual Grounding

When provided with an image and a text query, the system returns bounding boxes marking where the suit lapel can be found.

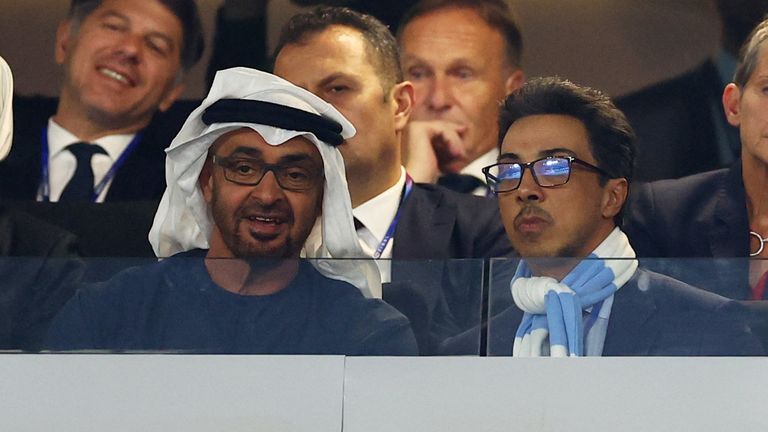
[602,270,658,355]
[392,185,455,259]
[709,164,749,257]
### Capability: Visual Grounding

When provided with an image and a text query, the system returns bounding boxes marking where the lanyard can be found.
[372,174,414,259]
[39,128,142,202]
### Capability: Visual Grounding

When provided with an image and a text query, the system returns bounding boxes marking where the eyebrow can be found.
[101,10,176,51]
[228,147,319,165]
[498,147,578,161]
[277,153,318,165]
[228,146,262,158]
[317,72,358,88]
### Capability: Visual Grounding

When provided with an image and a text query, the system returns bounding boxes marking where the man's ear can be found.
[391,81,414,132]
[722,83,742,127]
[199,156,214,204]
[158,82,186,112]
[55,20,73,65]
[601,178,628,219]
[504,69,525,95]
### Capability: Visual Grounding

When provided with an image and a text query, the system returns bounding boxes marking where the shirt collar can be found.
[460,148,499,182]
[47,118,136,161]
[353,166,407,242]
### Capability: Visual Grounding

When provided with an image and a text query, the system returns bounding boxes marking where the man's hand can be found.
[402,120,468,183]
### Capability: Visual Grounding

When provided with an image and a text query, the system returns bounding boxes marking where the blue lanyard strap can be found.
[373,174,414,259]
[39,127,142,202]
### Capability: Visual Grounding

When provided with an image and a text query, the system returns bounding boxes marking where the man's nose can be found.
[248,170,284,205]
[427,75,453,112]
[515,168,543,203]
[114,33,143,64]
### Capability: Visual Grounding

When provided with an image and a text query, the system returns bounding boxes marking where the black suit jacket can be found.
[0,204,84,350]
[384,183,513,354]
[443,268,762,356]
[623,164,751,298]
[0,95,197,201]
[615,60,739,181]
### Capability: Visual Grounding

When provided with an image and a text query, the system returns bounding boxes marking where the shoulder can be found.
[302,264,417,354]
[612,268,761,355]
[411,183,498,211]
[12,95,57,120]
[624,167,734,256]
[0,205,79,257]
[409,183,512,257]
[73,252,203,305]
[626,268,736,311]
[304,264,406,322]
[631,167,730,206]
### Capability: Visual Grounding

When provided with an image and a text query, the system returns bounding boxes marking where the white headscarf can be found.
[149,67,381,298]
[0,56,13,161]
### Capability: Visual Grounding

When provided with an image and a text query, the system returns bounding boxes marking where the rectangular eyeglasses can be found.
[482,156,611,194]
[212,154,322,192]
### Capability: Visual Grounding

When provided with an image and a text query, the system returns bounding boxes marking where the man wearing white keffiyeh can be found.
[44,68,418,355]
[457,77,762,357]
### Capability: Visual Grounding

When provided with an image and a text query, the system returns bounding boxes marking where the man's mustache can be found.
[514,205,553,224]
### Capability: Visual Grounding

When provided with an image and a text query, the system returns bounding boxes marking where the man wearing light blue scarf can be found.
[453,77,762,356]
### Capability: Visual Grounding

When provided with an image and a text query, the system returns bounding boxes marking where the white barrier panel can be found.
[344,357,768,432]
[0,355,345,432]
[3,356,766,431]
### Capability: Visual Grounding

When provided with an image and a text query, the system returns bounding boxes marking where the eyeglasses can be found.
[211,155,322,191]
[482,156,611,194]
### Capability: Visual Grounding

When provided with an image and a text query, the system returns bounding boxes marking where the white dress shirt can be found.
[459,148,498,196]
[353,167,407,283]
[43,118,136,202]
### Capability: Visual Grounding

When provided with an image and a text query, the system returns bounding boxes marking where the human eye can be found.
[225,159,261,182]
[536,158,571,183]
[451,66,474,80]
[497,163,521,180]
[405,66,430,81]
[146,36,172,57]
[328,84,350,94]
[233,160,256,173]
[280,166,315,189]
[285,167,310,180]
[101,17,127,32]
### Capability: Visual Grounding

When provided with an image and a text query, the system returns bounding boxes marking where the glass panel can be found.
[487,257,768,356]
[0,256,485,356]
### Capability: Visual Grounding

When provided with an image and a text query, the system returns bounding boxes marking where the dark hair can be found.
[733,15,768,88]
[499,77,635,224]
[397,0,523,68]
[274,6,403,93]
[68,0,205,73]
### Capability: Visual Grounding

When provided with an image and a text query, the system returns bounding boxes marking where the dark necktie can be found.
[59,142,107,202]
[437,173,485,194]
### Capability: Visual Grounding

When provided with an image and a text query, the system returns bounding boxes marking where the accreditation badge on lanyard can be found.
[372,174,415,259]
[38,128,143,202]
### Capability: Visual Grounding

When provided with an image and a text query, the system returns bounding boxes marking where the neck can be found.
[349,164,402,208]
[53,96,148,142]
[204,257,299,296]
[743,153,768,228]
[528,258,580,281]
[527,225,617,281]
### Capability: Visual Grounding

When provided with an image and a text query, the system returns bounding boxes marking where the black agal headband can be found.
[202,99,344,146]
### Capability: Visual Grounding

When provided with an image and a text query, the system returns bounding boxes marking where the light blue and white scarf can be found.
[511,227,638,357]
